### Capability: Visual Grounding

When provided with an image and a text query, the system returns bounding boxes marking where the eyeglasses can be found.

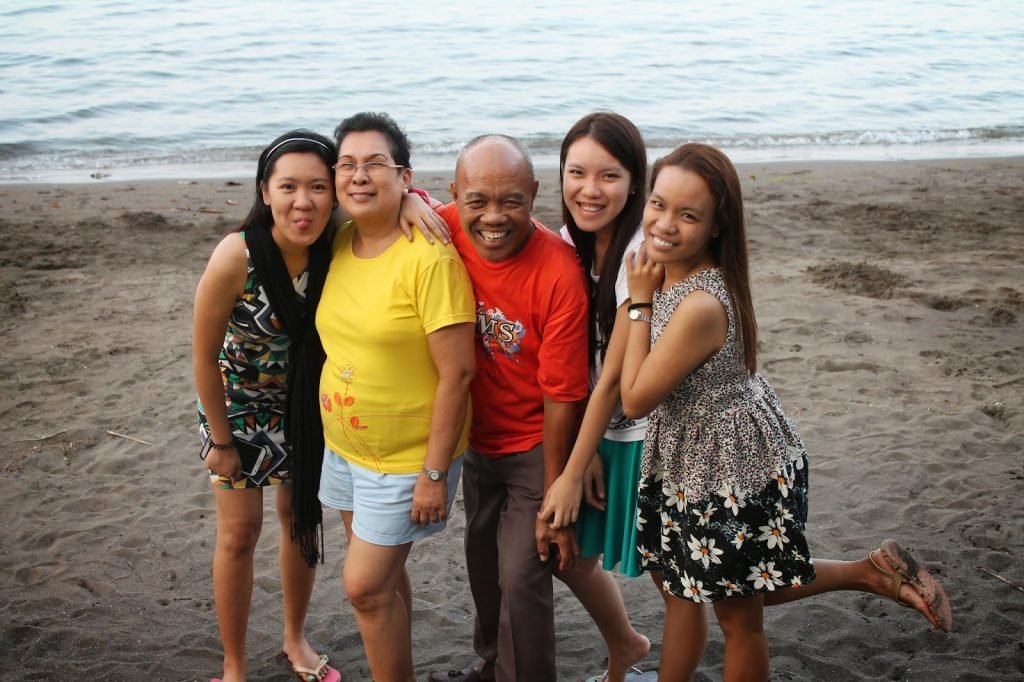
[333,161,405,178]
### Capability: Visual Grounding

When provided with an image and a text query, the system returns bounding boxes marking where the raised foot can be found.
[868,538,953,632]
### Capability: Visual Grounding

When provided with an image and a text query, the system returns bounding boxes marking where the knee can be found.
[344,566,393,613]
[274,487,296,526]
[718,620,765,641]
[345,583,388,613]
[553,555,597,586]
[498,550,550,595]
[274,503,294,529]
[715,603,765,640]
[216,518,261,557]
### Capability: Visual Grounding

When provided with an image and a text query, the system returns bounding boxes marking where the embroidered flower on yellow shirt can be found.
[339,364,356,384]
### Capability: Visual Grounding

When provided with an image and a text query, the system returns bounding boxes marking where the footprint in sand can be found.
[763,357,804,372]
[805,261,909,299]
[983,307,1018,327]
[843,331,872,344]
[816,359,882,373]
[909,292,970,311]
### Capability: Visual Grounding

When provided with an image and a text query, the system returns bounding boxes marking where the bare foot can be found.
[604,632,651,682]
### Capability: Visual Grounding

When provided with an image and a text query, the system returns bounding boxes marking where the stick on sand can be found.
[106,430,155,446]
[11,429,68,445]
[977,566,1024,593]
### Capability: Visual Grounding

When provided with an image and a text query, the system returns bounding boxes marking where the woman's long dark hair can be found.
[560,112,647,363]
[650,143,758,374]
[239,129,337,566]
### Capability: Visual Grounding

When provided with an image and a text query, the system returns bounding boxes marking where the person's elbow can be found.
[456,360,476,389]
[429,322,476,391]
[620,391,649,420]
[444,357,476,391]
[621,402,644,420]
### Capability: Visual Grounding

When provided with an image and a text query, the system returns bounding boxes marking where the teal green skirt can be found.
[576,437,643,578]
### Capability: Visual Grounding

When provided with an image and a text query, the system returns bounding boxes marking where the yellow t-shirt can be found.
[317,222,475,474]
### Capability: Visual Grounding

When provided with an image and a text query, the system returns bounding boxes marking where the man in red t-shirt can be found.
[430,135,589,682]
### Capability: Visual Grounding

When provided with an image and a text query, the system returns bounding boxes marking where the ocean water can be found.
[1,0,1022,182]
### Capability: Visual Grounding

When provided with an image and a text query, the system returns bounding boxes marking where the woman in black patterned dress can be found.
[193,130,447,682]
[619,144,952,681]
[193,131,343,682]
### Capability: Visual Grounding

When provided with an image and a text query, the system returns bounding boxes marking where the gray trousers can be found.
[462,445,556,682]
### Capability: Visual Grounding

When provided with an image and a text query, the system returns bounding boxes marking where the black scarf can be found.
[247,225,331,567]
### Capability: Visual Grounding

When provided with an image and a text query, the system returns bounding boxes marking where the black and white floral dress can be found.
[636,268,815,602]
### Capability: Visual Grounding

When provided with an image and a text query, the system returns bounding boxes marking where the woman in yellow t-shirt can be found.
[316,112,476,681]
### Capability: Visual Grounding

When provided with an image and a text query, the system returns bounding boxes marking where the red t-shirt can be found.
[438,204,589,456]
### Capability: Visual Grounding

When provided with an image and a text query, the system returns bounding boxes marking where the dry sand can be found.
[1,158,1022,681]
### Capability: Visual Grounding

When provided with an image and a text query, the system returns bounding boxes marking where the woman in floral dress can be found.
[620,143,952,680]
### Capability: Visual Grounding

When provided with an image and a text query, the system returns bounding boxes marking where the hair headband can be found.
[265,137,331,158]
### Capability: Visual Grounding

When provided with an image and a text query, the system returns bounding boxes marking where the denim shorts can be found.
[318,447,463,546]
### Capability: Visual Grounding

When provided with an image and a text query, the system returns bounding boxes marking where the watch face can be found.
[629,308,650,322]
[427,469,441,481]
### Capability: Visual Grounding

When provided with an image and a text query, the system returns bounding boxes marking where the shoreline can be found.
[3,142,1023,186]
[1,157,1021,680]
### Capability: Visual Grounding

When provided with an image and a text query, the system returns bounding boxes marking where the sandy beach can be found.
[1,157,1022,681]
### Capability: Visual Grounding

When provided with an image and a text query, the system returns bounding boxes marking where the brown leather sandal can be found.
[868,538,953,632]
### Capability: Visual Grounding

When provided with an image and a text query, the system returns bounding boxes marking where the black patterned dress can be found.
[197,233,307,489]
[636,268,815,601]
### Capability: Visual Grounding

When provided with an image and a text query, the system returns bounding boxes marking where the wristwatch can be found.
[628,307,652,323]
[421,466,446,482]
